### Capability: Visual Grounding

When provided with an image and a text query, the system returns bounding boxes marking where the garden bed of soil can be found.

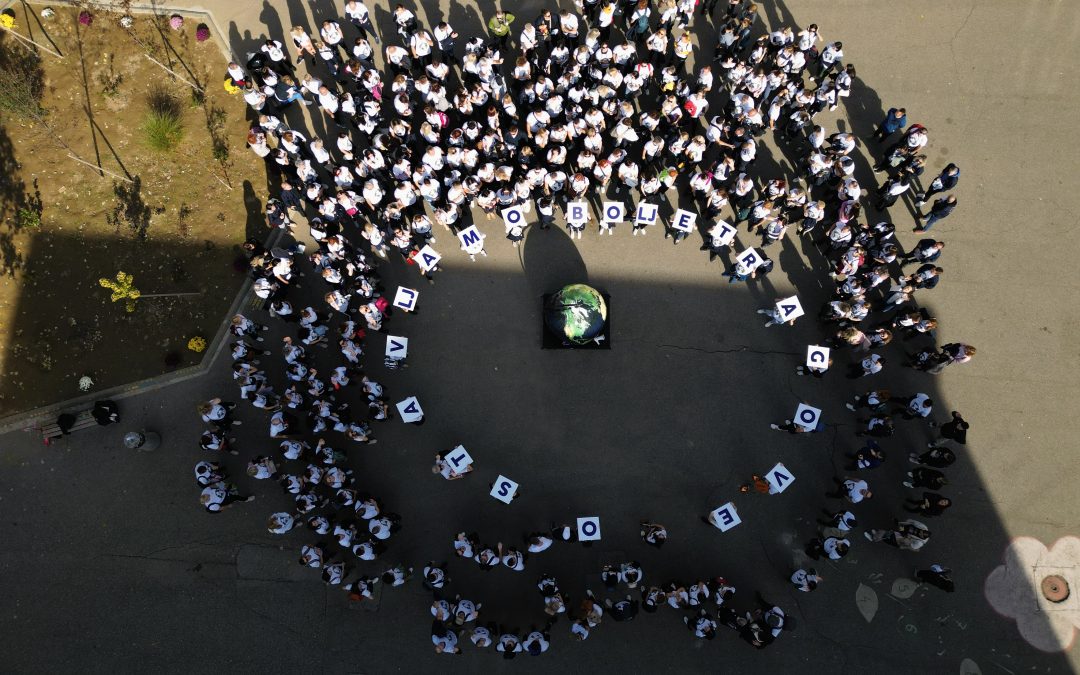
[0,4,267,416]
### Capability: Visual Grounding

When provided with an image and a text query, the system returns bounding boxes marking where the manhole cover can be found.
[1041,575,1070,603]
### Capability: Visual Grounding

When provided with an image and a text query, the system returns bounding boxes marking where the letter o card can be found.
[501,205,525,228]
[576,516,602,541]
[672,208,697,233]
[765,462,795,494]
[793,403,822,430]
[393,286,419,312]
[445,445,474,472]
[490,475,519,504]
[602,201,625,223]
[385,335,409,359]
[396,396,424,423]
[775,295,804,322]
[735,247,762,271]
[806,345,830,369]
[709,503,741,532]
[567,201,589,225]
[635,202,658,226]
[416,245,441,272]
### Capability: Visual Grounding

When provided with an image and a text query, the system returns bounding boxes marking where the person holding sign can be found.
[703,219,736,260]
[406,247,438,285]
[756,305,794,327]
[769,418,824,434]
[795,355,832,378]
[432,452,473,480]
[738,473,774,494]
[458,226,489,261]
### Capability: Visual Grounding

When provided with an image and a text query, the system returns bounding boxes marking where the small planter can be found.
[196,23,210,42]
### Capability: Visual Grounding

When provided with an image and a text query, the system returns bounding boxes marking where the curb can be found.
[0,0,238,65]
[0,1,281,436]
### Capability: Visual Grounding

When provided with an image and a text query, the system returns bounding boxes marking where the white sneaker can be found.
[864,531,873,541]
[756,309,769,314]
[845,403,856,411]
[764,320,776,327]
[769,424,780,430]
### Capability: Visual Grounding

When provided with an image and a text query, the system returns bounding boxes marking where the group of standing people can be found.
[192,0,977,655]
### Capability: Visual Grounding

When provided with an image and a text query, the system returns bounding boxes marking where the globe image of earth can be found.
[544,284,608,345]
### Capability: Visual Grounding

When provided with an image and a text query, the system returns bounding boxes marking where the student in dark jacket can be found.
[873,107,907,142]
[915,195,957,232]
[916,163,960,206]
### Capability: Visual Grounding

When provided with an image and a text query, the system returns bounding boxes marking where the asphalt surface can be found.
[1,1,1078,673]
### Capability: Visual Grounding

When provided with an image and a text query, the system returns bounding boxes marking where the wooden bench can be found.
[40,409,98,442]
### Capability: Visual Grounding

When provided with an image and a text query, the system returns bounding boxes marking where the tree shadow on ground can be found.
[105,177,156,241]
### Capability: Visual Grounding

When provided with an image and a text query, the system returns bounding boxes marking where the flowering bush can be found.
[41,7,55,19]
[169,14,183,30]
[196,23,210,42]
[78,10,93,26]
[187,336,208,353]
[78,375,94,391]
[0,10,16,30]
[119,15,134,28]
[98,271,141,312]
[223,77,240,95]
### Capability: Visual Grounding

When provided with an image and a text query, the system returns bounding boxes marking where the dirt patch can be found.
[0,5,268,415]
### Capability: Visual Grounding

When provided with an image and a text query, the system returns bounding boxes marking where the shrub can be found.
[16,206,40,229]
[98,53,123,98]
[196,24,210,41]
[169,14,183,30]
[143,89,184,151]
[78,10,92,26]
[0,43,46,122]
[142,110,184,151]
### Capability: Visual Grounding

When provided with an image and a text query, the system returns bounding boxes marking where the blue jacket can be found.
[881,108,907,134]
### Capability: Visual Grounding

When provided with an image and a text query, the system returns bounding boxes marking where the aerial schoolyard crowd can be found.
[191,0,974,656]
